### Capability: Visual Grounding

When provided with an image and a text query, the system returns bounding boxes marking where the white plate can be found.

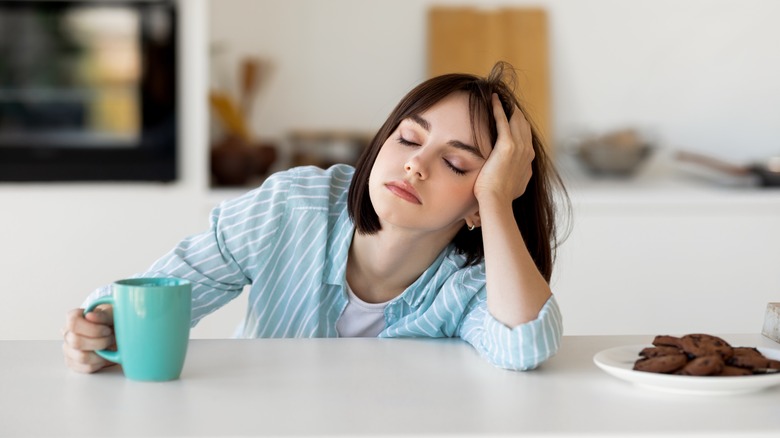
[593,344,780,395]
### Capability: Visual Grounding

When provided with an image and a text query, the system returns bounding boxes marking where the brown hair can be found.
[347,61,569,282]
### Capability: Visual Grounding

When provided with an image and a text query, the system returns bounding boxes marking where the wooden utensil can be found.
[209,91,251,142]
[675,150,780,187]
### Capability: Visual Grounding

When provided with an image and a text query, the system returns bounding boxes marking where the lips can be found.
[385,181,422,204]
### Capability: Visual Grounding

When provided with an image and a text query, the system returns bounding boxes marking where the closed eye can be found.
[444,160,466,175]
[397,136,418,147]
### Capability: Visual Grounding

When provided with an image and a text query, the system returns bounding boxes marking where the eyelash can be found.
[396,135,466,176]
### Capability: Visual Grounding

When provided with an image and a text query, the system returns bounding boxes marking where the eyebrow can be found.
[409,114,430,132]
[408,114,485,160]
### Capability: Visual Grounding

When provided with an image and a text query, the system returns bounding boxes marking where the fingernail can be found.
[101,328,112,337]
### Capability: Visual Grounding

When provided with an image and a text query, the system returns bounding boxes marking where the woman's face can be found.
[368,92,491,235]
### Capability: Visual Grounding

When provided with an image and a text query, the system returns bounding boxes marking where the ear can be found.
[465,210,481,229]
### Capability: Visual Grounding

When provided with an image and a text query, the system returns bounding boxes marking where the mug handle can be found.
[83,297,121,364]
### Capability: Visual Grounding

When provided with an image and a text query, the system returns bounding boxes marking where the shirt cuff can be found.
[480,295,563,371]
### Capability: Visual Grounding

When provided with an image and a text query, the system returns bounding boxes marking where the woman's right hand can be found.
[62,304,116,373]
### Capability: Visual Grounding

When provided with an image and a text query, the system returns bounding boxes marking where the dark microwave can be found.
[0,0,177,182]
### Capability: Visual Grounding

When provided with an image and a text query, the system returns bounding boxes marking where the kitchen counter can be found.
[2,335,779,437]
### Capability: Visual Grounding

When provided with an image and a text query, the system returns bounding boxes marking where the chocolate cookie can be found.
[728,354,770,371]
[634,353,688,374]
[652,335,683,348]
[635,333,774,377]
[732,347,763,358]
[680,334,734,360]
[678,354,724,376]
[718,365,753,376]
[640,346,683,358]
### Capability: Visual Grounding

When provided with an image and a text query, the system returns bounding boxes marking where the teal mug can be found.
[84,277,192,381]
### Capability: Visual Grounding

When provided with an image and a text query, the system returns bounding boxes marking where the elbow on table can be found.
[478,330,561,371]
[493,345,559,371]
[481,304,563,371]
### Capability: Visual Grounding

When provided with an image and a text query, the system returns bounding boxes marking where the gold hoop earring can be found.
[468,224,475,231]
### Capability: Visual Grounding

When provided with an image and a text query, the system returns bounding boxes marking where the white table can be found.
[2,335,779,437]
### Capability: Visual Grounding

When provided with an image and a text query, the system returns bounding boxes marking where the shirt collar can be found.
[323,207,354,287]
[395,245,453,308]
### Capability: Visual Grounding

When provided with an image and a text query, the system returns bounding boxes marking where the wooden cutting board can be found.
[428,7,552,151]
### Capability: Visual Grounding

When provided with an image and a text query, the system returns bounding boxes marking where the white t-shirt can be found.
[336,282,388,337]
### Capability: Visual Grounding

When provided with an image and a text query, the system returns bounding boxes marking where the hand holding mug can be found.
[66,277,192,381]
[63,305,116,374]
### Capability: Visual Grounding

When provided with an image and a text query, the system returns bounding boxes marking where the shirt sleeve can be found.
[82,169,294,326]
[457,291,563,371]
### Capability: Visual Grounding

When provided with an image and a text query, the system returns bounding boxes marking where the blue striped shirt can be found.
[86,165,562,370]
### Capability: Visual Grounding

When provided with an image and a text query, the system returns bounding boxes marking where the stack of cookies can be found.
[633,333,780,376]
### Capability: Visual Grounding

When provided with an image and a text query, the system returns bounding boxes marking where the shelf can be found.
[559,152,780,207]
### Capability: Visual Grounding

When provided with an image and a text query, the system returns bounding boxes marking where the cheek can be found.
[434,177,478,212]
[372,142,398,170]
[458,173,481,207]
[370,147,392,183]
[368,147,391,196]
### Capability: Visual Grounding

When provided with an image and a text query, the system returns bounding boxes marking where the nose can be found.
[404,154,428,180]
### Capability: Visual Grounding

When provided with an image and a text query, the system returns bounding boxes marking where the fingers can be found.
[63,325,114,351]
[62,342,113,374]
[489,94,535,200]
[492,93,511,138]
[492,94,533,152]
[63,306,116,373]
[65,306,113,338]
[510,108,533,147]
[83,304,114,325]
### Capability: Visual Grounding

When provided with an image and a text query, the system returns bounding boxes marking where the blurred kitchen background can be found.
[1,0,778,340]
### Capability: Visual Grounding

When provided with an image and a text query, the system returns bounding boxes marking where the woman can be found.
[63,61,568,372]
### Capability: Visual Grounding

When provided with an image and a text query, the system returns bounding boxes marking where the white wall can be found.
[2,0,779,341]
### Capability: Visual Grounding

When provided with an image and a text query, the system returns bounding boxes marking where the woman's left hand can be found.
[473,93,535,205]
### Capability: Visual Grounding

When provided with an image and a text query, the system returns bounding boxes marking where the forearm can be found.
[479,196,552,327]
[458,295,562,370]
